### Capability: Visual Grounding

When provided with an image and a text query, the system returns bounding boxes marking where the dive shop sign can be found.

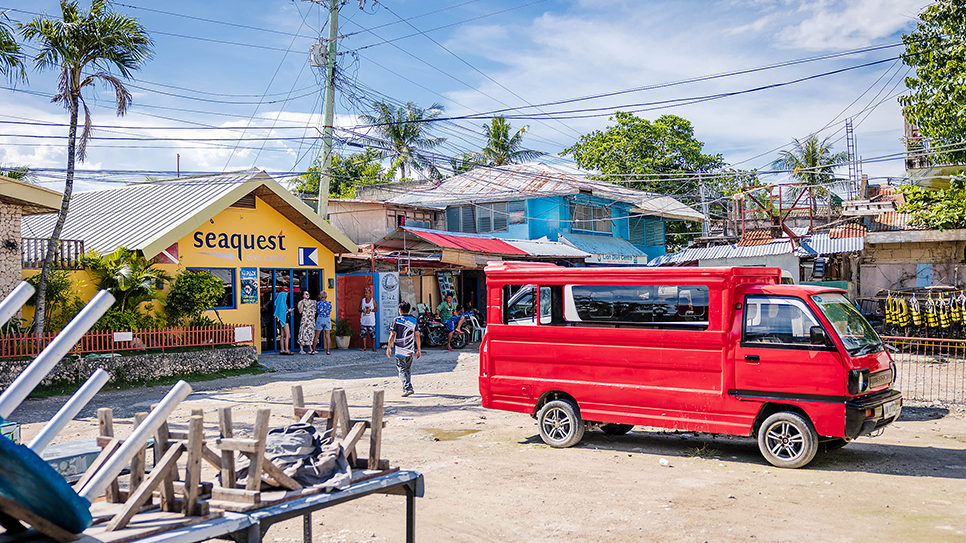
[193,231,290,263]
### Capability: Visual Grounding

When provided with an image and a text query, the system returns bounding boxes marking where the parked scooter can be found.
[418,312,468,349]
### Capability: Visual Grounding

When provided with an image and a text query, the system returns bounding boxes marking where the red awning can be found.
[404,228,528,255]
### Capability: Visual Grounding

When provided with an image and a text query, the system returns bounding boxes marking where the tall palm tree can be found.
[21,0,152,335]
[359,101,446,180]
[0,14,25,81]
[480,116,542,166]
[771,135,849,212]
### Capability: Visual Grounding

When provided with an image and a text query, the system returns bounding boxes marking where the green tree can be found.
[480,116,542,166]
[24,268,85,333]
[21,0,152,336]
[771,136,849,212]
[359,101,446,179]
[900,1,966,164]
[165,269,225,326]
[449,153,480,175]
[295,147,388,200]
[898,173,966,230]
[81,247,172,312]
[0,166,31,180]
[0,15,25,81]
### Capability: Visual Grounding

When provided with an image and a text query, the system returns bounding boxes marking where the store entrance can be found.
[260,269,322,352]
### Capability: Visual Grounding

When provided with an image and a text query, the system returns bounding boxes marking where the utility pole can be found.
[307,0,340,218]
[698,174,710,237]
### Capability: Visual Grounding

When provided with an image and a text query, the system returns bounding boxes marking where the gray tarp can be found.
[235,423,351,490]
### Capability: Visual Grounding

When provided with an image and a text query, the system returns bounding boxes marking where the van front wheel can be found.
[538,400,585,448]
[757,412,818,468]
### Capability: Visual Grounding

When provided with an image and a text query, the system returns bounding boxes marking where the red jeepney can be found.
[480,262,902,468]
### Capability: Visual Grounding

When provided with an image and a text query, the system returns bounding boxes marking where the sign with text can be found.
[240,268,258,304]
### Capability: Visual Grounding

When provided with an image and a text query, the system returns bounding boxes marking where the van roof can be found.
[485,262,781,282]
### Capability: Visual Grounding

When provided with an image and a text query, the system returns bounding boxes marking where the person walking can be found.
[386,301,420,397]
[360,286,378,352]
[296,290,317,354]
[273,289,293,354]
[314,291,333,355]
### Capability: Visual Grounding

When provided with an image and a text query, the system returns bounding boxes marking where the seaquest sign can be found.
[193,231,287,262]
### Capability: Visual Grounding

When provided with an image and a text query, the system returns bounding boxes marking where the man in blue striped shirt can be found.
[386,301,421,397]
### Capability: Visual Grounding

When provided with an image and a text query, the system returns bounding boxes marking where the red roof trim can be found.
[405,228,528,255]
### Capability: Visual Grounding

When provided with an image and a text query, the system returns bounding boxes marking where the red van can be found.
[480,262,902,468]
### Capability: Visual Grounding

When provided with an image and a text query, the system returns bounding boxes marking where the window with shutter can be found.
[493,202,509,231]
[460,205,476,233]
[629,216,646,246]
[446,206,460,232]
[646,219,665,246]
[508,200,526,224]
[477,205,492,233]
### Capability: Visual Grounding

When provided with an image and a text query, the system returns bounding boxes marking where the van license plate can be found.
[883,401,898,419]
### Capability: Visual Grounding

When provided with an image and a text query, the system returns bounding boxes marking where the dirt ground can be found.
[12,348,966,543]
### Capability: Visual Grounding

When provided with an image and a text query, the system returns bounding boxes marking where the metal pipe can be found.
[0,290,115,420]
[28,368,110,453]
[0,282,35,328]
[78,380,192,502]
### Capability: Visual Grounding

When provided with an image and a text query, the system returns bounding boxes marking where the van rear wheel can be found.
[600,423,634,435]
[757,411,818,469]
[537,400,584,448]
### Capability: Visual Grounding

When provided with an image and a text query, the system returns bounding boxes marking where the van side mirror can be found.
[809,326,826,345]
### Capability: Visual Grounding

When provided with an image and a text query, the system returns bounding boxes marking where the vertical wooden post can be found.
[245,409,271,492]
[330,389,350,440]
[183,415,203,516]
[218,407,236,489]
[368,390,384,470]
[97,408,121,503]
[130,412,148,491]
[291,385,304,409]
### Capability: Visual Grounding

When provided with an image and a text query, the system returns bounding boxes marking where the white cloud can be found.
[776,0,928,50]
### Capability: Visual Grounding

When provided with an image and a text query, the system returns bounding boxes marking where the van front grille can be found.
[870,368,892,389]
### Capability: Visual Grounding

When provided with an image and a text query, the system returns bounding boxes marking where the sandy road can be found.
[13,347,966,543]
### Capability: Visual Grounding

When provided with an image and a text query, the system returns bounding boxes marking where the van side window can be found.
[560,285,709,328]
[743,296,821,346]
[503,284,537,325]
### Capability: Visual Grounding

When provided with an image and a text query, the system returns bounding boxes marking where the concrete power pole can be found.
[698,174,710,237]
[308,0,340,218]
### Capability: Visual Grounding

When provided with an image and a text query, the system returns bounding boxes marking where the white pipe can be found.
[78,380,192,502]
[0,282,35,328]
[28,369,110,453]
[0,290,115,420]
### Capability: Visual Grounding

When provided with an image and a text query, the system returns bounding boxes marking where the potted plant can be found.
[334,318,353,350]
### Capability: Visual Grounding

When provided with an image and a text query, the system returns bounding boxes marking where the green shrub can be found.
[91,305,165,331]
[335,318,353,336]
[166,270,225,325]
[25,268,85,333]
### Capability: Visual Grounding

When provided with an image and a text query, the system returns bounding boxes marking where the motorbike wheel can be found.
[451,331,468,349]
[427,326,447,346]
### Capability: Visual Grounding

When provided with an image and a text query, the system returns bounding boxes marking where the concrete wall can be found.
[0,345,257,389]
[0,201,22,301]
[860,239,966,297]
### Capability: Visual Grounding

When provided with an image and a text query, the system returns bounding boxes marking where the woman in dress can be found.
[297,290,317,354]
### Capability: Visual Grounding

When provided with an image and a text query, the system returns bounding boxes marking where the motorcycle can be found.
[418,312,468,349]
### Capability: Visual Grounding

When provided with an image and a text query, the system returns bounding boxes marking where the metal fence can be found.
[0,324,252,360]
[21,237,85,269]
[883,336,966,405]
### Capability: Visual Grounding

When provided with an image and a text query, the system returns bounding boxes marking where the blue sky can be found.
[0,0,930,192]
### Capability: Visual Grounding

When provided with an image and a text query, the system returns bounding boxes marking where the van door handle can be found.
[745,355,760,362]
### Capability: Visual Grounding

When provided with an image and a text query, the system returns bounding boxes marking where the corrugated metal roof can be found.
[737,229,773,246]
[503,237,590,258]
[868,211,922,231]
[21,168,357,257]
[373,227,586,259]
[649,231,864,265]
[385,163,704,222]
[829,223,867,238]
[559,233,649,257]
[398,226,528,255]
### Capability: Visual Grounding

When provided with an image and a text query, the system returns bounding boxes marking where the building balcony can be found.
[21,237,85,270]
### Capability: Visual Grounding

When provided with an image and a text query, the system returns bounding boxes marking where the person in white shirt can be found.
[359,286,378,352]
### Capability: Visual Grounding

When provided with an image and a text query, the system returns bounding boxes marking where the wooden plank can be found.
[152,424,176,513]
[261,460,302,491]
[183,415,203,517]
[354,458,389,470]
[201,444,223,470]
[209,488,260,505]
[293,407,332,420]
[129,413,148,491]
[217,407,237,490]
[368,390,384,470]
[215,438,259,453]
[103,442,185,532]
[245,409,271,492]
[291,385,304,408]
[340,422,366,459]
[74,438,121,492]
[166,432,188,441]
[330,389,350,440]
[170,481,212,498]
[97,409,121,504]
[84,512,222,543]
[0,495,78,543]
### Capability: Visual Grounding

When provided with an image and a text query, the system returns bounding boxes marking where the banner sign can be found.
[240,268,258,304]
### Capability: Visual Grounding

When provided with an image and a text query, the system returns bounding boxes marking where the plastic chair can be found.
[467,315,484,342]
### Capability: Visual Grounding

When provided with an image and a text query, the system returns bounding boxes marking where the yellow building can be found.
[21,169,357,352]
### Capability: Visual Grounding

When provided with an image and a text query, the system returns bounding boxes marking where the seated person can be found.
[463,301,483,324]
[444,307,466,350]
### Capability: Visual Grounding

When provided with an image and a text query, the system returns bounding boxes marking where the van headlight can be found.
[848,368,871,394]
[890,361,897,385]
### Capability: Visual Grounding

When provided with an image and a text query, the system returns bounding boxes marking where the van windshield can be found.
[811,293,882,354]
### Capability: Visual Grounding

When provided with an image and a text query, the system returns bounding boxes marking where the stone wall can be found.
[0,345,258,389]
[859,240,966,297]
[0,201,22,301]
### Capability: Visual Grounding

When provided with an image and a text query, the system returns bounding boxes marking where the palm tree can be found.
[21,0,152,335]
[480,116,543,166]
[0,14,25,81]
[81,247,172,312]
[771,135,849,212]
[449,153,479,175]
[359,101,446,180]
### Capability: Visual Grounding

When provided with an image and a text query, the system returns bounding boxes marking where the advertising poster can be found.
[240,268,258,304]
[378,272,399,343]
